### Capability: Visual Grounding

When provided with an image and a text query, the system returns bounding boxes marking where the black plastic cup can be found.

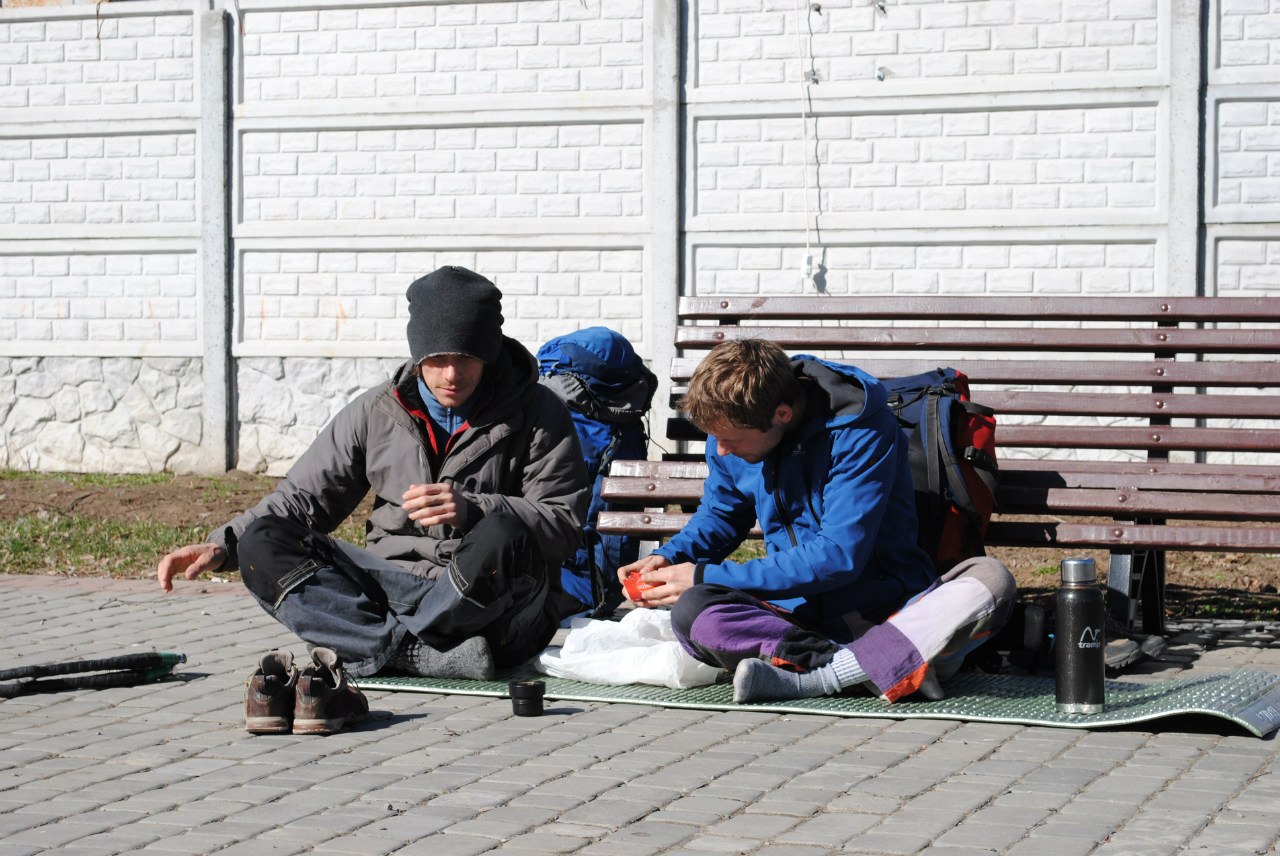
[508,679,545,717]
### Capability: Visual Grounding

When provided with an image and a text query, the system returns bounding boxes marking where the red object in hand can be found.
[624,571,659,602]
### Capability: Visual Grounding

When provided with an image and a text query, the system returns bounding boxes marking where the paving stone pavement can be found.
[1,574,1278,856]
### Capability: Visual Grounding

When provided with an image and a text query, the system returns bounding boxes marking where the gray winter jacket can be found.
[210,337,590,577]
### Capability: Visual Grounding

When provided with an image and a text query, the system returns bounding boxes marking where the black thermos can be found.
[1055,556,1106,714]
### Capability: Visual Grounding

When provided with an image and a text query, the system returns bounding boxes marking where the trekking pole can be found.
[0,652,186,699]
[0,651,185,682]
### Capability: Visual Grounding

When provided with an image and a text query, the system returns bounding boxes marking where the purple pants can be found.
[670,557,1016,701]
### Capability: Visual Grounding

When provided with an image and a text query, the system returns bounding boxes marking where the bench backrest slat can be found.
[670,358,1280,387]
[676,325,1280,355]
[680,295,1280,323]
[980,391,1280,419]
[1001,468,1280,493]
[999,425,1280,453]
[1000,487,1280,519]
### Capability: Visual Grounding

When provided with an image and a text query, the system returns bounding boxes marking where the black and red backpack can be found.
[882,367,998,570]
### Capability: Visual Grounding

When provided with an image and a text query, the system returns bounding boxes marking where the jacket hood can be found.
[791,355,887,428]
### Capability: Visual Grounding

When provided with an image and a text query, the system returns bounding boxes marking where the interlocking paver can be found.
[772,810,880,846]
[3,577,1280,856]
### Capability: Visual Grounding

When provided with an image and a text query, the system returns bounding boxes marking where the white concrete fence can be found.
[1,0,1277,474]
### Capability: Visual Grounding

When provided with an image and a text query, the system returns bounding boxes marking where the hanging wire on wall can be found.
[793,0,819,290]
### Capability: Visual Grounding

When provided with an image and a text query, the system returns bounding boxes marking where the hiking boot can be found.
[293,647,369,735]
[244,650,299,734]
[1104,614,1167,673]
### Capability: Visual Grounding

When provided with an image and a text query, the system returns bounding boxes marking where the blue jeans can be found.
[238,511,565,677]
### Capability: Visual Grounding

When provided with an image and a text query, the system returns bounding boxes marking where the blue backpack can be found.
[537,327,657,617]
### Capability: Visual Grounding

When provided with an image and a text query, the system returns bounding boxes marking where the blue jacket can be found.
[656,356,938,636]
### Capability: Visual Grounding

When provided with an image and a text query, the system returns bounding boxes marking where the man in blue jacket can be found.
[619,339,1016,704]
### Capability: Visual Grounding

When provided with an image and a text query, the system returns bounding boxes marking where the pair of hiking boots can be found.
[244,648,369,735]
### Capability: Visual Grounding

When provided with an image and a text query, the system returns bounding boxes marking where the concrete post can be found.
[1169,0,1205,298]
[648,0,682,451]
[198,7,231,472]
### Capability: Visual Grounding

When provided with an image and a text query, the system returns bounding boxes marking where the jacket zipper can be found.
[772,454,799,548]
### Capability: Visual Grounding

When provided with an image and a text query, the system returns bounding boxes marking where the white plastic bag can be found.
[536,609,723,689]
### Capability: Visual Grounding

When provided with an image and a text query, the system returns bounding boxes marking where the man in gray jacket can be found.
[158,266,590,733]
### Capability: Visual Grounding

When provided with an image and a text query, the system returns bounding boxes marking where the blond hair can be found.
[682,339,800,432]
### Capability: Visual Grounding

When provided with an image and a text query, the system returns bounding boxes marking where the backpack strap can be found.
[956,398,999,505]
[929,391,981,523]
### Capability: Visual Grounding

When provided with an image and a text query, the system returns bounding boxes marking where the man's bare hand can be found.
[629,562,696,607]
[157,543,225,593]
[617,553,670,587]
[403,482,463,528]
[618,554,697,607]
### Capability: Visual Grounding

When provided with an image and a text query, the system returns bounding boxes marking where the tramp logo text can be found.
[1077,627,1102,650]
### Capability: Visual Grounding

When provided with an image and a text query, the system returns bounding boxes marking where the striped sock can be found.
[827,647,867,691]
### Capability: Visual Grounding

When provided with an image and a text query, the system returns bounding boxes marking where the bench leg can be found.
[1140,550,1166,637]
[1106,549,1166,637]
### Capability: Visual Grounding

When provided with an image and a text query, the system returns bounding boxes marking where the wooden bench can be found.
[599,296,1280,635]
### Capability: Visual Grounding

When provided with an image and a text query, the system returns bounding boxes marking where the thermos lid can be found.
[1061,556,1097,584]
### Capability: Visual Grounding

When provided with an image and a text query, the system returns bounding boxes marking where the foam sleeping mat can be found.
[361,668,1280,737]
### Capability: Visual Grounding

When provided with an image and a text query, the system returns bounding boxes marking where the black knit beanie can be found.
[405,266,504,365]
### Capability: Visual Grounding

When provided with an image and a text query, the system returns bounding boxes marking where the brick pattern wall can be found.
[0,252,198,344]
[241,0,645,103]
[1217,99,1280,207]
[0,13,194,109]
[1218,239,1280,292]
[241,249,645,349]
[1219,0,1280,68]
[694,242,1156,296]
[0,133,197,226]
[696,106,1159,216]
[239,124,644,224]
[696,0,1159,86]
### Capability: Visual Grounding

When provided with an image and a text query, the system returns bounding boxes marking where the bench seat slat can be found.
[999,487,1280,520]
[680,295,1280,323]
[598,511,762,538]
[603,476,705,502]
[988,522,1280,552]
[598,512,1280,553]
[604,467,1280,495]
[676,325,1280,354]
[600,477,1280,521]
[607,458,1280,486]
[609,460,710,479]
